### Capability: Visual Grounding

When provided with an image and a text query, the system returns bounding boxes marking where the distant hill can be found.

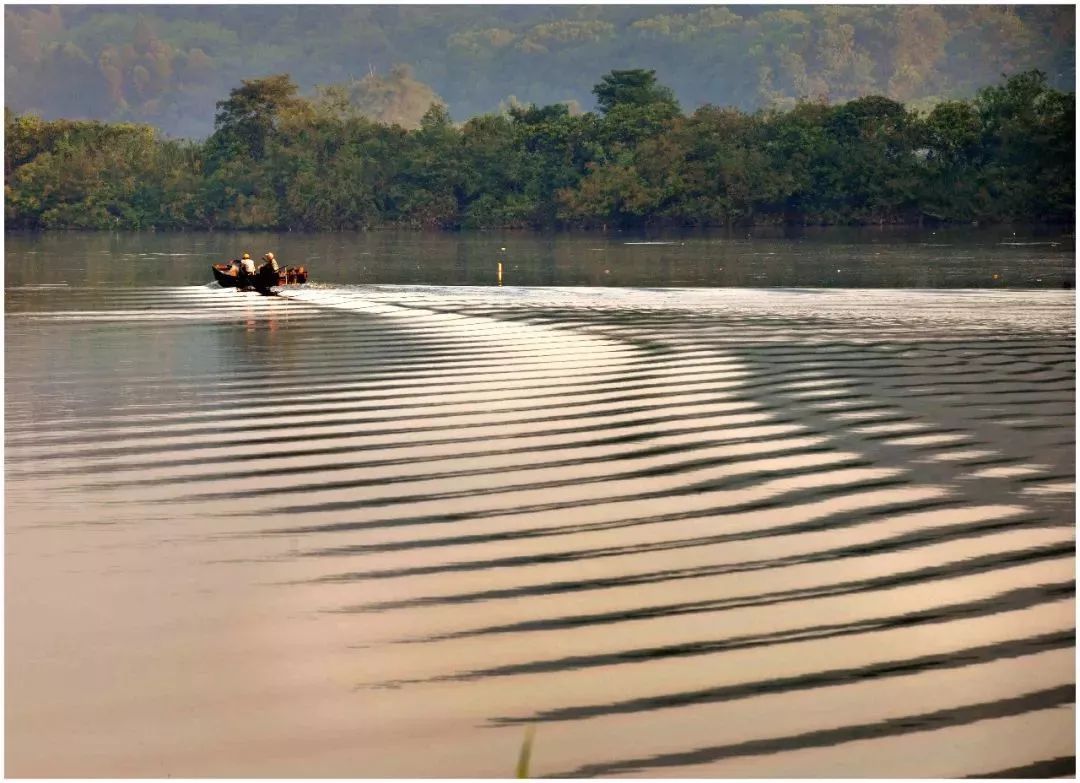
[5,5,1075,138]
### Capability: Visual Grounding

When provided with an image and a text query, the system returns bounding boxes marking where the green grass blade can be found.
[516,726,536,778]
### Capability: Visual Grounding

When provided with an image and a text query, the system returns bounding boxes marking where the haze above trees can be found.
[5,5,1075,138]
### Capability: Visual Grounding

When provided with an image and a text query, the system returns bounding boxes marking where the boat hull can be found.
[212,264,308,293]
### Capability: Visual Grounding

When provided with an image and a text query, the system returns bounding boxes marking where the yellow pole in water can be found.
[498,261,503,286]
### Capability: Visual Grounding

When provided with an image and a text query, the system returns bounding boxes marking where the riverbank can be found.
[5,71,1073,232]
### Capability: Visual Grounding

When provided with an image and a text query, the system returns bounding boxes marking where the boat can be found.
[212,263,308,294]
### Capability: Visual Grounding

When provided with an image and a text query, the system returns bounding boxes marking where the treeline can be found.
[5,69,1074,231]
[5,6,1075,139]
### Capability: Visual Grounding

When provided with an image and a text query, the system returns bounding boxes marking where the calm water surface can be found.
[4,226,1076,289]
[6,231,1076,777]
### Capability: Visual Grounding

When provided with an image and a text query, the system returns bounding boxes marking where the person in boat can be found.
[239,252,257,276]
[259,252,279,274]
[229,251,256,287]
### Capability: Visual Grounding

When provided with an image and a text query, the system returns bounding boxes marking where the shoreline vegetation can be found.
[5,69,1074,232]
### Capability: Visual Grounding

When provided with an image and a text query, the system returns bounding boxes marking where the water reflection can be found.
[4,226,1075,290]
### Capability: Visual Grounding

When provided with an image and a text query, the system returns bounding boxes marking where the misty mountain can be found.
[5,5,1075,139]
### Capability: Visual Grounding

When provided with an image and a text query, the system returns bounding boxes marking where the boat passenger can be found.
[261,252,279,273]
[239,252,257,276]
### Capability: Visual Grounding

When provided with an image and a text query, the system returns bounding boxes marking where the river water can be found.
[5,230,1076,776]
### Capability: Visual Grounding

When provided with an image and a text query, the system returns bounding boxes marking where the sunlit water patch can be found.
[6,283,1074,777]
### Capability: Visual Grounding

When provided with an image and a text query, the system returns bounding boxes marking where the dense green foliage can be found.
[5,6,1074,139]
[5,70,1074,231]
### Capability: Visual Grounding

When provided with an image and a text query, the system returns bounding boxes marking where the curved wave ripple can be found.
[6,284,1075,777]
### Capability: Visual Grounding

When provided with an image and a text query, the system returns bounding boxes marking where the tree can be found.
[974,70,1075,220]
[207,74,304,163]
[459,113,531,227]
[591,70,681,156]
[918,100,984,219]
[887,6,948,102]
[510,102,599,224]
[592,68,679,114]
[3,69,1073,231]
[395,102,462,228]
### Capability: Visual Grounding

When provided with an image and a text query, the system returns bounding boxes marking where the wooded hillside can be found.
[5,5,1074,138]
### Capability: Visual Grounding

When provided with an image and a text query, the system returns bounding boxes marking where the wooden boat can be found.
[212,263,308,294]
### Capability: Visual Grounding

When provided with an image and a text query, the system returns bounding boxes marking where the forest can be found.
[5,5,1075,139]
[4,68,1075,231]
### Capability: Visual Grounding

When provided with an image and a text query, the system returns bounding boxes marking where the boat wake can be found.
[5,282,1075,777]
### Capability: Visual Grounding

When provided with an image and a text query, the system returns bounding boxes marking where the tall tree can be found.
[207,74,303,163]
[592,68,679,114]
